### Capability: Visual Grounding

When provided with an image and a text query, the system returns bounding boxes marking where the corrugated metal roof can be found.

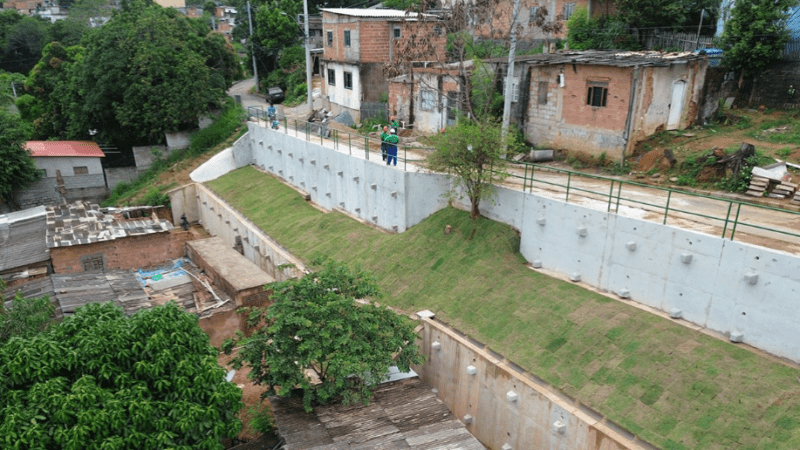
[26,141,105,158]
[46,202,173,249]
[490,50,705,68]
[320,8,421,19]
[271,377,486,449]
[0,206,49,272]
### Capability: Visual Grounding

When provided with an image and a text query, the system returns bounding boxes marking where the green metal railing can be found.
[247,106,800,245]
[508,161,800,243]
[247,106,429,172]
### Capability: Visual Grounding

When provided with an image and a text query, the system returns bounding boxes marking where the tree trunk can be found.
[470,196,480,219]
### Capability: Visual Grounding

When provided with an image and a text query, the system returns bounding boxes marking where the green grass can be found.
[207,166,800,449]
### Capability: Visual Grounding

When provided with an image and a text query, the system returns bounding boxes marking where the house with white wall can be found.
[12,141,108,209]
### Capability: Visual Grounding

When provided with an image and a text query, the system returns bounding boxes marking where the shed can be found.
[270,376,486,449]
[0,206,50,286]
[185,237,274,307]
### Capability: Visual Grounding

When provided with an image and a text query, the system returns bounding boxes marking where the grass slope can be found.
[208,166,800,450]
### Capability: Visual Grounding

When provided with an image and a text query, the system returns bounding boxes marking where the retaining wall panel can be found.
[662,280,712,325]
[404,172,451,230]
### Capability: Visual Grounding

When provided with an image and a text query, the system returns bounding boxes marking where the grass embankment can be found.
[102,100,246,207]
[208,165,800,450]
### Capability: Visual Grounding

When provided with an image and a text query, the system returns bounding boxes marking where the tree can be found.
[0,301,243,449]
[615,0,718,33]
[566,6,639,51]
[226,259,423,412]
[427,118,524,219]
[65,1,240,148]
[0,111,38,206]
[720,0,799,79]
[1,15,52,75]
[16,42,83,140]
[0,280,55,343]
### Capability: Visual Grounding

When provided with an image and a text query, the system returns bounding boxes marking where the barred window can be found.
[344,71,353,90]
[73,166,88,175]
[586,81,608,107]
[344,30,351,47]
[327,69,335,86]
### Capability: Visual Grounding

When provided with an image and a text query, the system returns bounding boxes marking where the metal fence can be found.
[247,106,800,247]
[248,106,431,172]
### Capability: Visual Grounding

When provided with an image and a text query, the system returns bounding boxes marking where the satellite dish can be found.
[225,369,236,382]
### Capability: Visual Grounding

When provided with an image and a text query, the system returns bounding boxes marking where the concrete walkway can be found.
[229,78,800,254]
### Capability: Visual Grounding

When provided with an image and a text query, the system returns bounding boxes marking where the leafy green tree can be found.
[567,6,639,50]
[427,118,524,219]
[226,259,423,412]
[0,302,243,449]
[254,0,302,78]
[615,0,718,32]
[16,42,83,140]
[65,1,239,148]
[0,110,38,206]
[720,0,799,78]
[2,15,52,75]
[0,71,26,108]
[0,280,55,343]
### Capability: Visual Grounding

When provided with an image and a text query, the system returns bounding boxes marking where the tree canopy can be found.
[720,0,799,78]
[0,110,38,206]
[0,301,243,449]
[226,259,423,412]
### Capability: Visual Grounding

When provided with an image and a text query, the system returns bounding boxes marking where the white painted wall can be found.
[325,62,361,113]
[34,156,103,177]
[193,124,800,363]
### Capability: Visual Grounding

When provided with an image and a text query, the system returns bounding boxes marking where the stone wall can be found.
[749,60,800,109]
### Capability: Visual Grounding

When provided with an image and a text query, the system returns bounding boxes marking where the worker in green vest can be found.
[380,125,389,161]
[390,116,400,129]
[384,128,400,166]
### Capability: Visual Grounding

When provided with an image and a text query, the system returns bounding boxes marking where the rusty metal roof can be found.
[26,141,105,158]
[491,50,706,67]
[271,377,486,449]
[45,202,172,249]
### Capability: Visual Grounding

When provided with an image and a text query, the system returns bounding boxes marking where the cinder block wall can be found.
[50,231,191,273]
[414,317,649,450]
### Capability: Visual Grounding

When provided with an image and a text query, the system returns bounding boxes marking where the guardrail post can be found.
[305,122,309,141]
[365,137,369,160]
[730,203,743,241]
[607,180,614,212]
[663,190,672,225]
[349,133,351,155]
[522,164,528,192]
[294,120,298,137]
[566,172,572,202]
[404,147,407,171]
[615,182,622,212]
[722,201,734,238]
[530,164,535,193]
[284,117,287,133]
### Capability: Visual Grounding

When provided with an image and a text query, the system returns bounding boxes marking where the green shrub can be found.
[247,405,274,434]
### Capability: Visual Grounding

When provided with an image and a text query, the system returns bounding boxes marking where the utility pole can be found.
[501,0,521,147]
[247,0,259,93]
[303,0,313,114]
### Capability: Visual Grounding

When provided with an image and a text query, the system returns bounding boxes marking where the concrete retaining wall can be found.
[104,167,139,191]
[170,182,305,282]
[247,123,448,232]
[192,122,800,363]
[414,316,650,450]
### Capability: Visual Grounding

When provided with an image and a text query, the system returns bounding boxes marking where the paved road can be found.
[228,77,800,254]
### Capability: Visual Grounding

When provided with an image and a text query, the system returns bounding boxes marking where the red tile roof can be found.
[26,141,105,158]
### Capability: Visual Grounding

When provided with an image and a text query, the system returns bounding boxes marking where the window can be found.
[538,81,549,105]
[73,166,88,175]
[529,6,540,24]
[563,2,575,20]
[344,30,351,47]
[421,90,436,110]
[81,254,104,272]
[328,69,336,86]
[393,27,401,38]
[447,91,460,121]
[327,30,333,47]
[586,82,608,107]
[502,78,520,102]
[344,71,353,90]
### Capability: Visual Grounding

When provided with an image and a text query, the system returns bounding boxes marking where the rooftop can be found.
[45,202,173,249]
[492,49,706,67]
[271,377,485,450]
[26,141,105,158]
[0,206,49,273]
[186,237,273,292]
[320,8,432,20]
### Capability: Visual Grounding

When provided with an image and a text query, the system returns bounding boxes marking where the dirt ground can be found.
[198,309,275,442]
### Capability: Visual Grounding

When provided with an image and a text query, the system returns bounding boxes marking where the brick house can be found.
[441,0,611,42]
[496,50,708,161]
[13,141,108,210]
[389,61,472,133]
[320,8,446,123]
[46,202,191,274]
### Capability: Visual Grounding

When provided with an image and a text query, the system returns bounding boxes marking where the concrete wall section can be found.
[414,317,648,450]
[231,131,252,168]
[168,183,199,226]
[405,172,450,229]
[105,167,139,191]
[195,183,305,282]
